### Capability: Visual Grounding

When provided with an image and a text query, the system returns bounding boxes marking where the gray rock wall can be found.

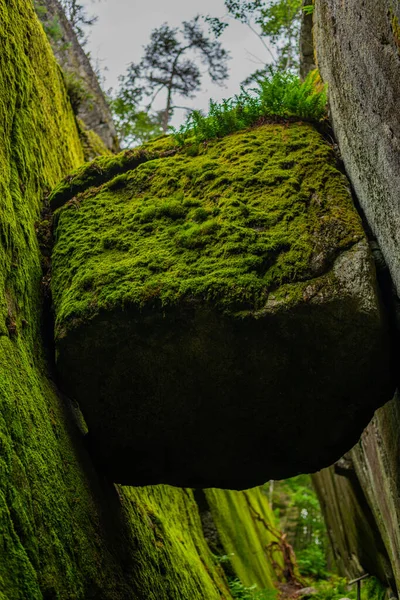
[313,453,395,591]
[350,397,400,591]
[313,397,400,594]
[313,0,400,295]
[308,4,400,590]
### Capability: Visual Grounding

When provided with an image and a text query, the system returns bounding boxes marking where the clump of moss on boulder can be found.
[51,122,394,489]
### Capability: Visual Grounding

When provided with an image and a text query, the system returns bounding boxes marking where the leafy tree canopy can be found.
[111,16,230,146]
[207,0,303,80]
[60,0,98,44]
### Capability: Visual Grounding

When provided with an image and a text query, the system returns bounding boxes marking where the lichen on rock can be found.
[51,122,394,489]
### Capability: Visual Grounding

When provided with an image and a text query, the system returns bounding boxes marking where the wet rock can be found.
[294,587,318,598]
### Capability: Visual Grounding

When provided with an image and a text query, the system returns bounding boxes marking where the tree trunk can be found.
[162,84,173,132]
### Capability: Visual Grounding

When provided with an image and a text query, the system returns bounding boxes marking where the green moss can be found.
[77,118,113,161]
[51,122,363,339]
[390,10,400,51]
[49,134,177,210]
[121,486,231,599]
[205,488,282,591]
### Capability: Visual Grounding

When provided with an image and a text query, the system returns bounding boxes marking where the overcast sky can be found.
[82,0,274,126]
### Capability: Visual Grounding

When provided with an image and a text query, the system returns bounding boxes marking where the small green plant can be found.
[361,576,386,600]
[63,71,93,114]
[34,1,63,42]
[229,579,278,600]
[173,69,327,144]
[314,576,351,600]
[297,546,328,579]
[212,552,235,565]
[302,4,315,15]
[313,575,386,600]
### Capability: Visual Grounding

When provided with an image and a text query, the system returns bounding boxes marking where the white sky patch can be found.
[82,0,275,126]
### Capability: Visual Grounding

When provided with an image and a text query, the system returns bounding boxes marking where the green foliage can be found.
[113,16,230,140]
[314,576,352,600]
[229,578,278,600]
[362,576,387,600]
[271,474,329,579]
[297,547,328,579]
[206,0,303,76]
[302,4,315,15]
[33,1,63,42]
[63,71,93,114]
[257,0,303,71]
[213,552,235,564]
[174,70,327,144]
[110,95,163,148]
[312,576,386,600]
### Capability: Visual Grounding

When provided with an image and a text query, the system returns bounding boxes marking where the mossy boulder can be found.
[51,123,394,489]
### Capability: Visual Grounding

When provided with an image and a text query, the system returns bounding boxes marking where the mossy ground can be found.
[0,2,234,598]
[51,122,363,340]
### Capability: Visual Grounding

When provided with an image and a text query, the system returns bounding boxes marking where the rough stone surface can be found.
[300,0,316,78]
[313,0,400,295]
[310,4,400,591]
[313,394,400,594]
[312,457,395,591]
[37,0,119,153]
[351,396,400,592]
[51,125,394,489]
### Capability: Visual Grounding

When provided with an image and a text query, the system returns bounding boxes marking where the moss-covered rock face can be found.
[36,0,119,153]
[51,123,394,489]
[0,2,234,598]
[201,487,282,589]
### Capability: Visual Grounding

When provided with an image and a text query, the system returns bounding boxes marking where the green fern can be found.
[302,5,315,15]
[174,70,327,145]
